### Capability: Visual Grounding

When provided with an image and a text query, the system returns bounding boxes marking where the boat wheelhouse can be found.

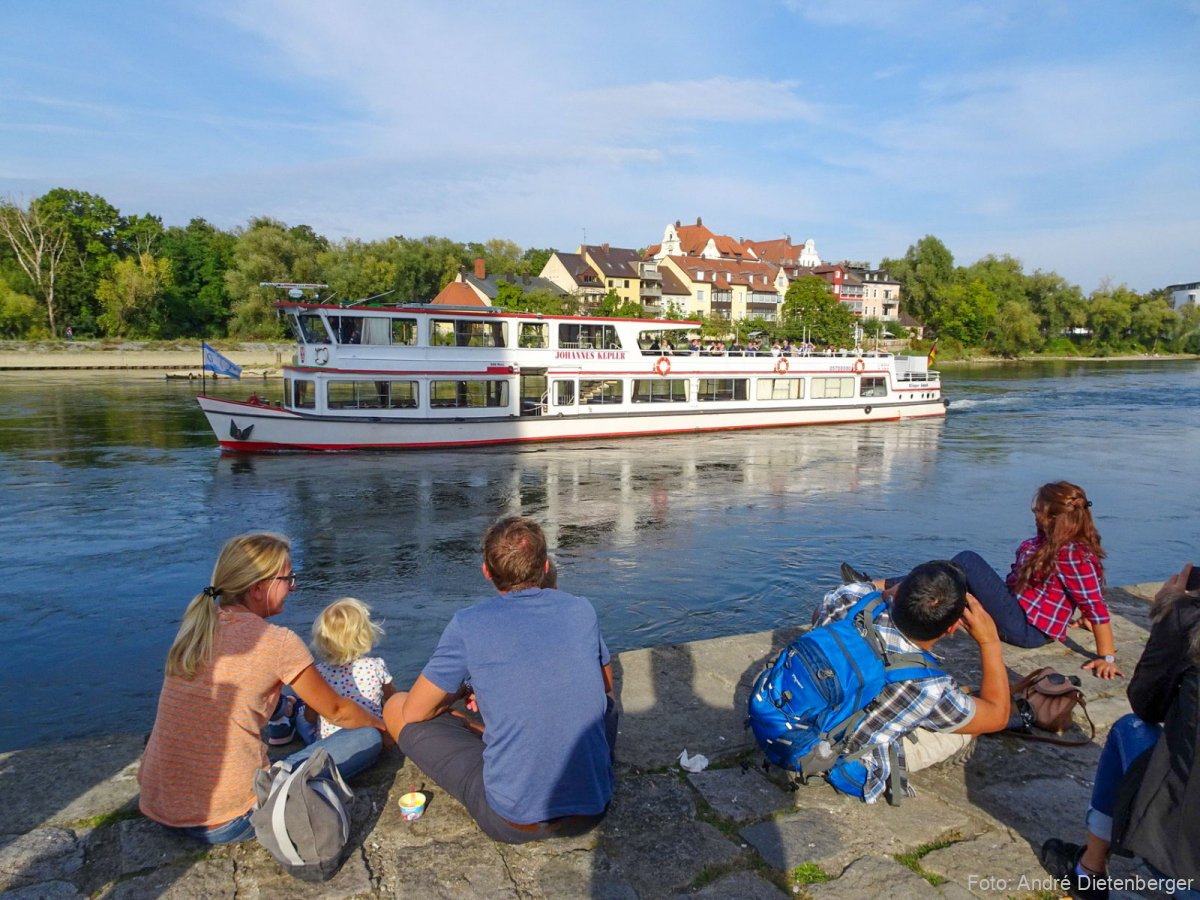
[198,302,945,451]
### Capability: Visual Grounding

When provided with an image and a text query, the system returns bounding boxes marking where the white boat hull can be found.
[199,395,947,451]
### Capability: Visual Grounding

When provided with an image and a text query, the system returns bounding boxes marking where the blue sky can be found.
[3,0,1198,293]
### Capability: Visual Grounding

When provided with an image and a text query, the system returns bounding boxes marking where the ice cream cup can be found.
[399,791,427,821]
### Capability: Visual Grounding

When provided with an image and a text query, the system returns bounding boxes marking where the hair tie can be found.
[203,585,221,599]
[1084,500,1093,509]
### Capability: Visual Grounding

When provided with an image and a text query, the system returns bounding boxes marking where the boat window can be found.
[558,323,621,350]
[327,380,419,409]
[631,379,689,403]
[756,377,804,401]
[431,319,508,348]
[287,378,316,409]
[697,378,748,402]
[391,318,417,345]
[811,376,855,399]
[429,380,510,409]
[298,314,330,344]
[860,377,888,398]
[327,315,365,344]
[520,322,548,348]
[580,379,622,404]
[553,380,576,406]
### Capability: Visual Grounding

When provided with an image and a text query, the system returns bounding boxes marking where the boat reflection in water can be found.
[212,419,944,672]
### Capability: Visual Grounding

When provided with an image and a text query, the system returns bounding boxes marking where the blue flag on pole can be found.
[202,342,242,379]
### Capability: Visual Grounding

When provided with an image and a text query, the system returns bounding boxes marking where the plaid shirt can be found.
[812,583,976,803]
[1006,537,1108,641]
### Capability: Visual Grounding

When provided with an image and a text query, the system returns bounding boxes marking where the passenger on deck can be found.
[1039,562,1200,898]
[138,534,387,844]
[384,516,616,844]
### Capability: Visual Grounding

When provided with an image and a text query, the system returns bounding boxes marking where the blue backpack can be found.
[747,592,944,801]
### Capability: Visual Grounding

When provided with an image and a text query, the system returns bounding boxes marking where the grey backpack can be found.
[251,747,354,882]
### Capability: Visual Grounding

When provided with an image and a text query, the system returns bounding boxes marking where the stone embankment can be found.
[0,342,289,375]
[0,582,1180,899]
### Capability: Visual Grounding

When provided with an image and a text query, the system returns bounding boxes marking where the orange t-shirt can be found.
[138,607,313,827]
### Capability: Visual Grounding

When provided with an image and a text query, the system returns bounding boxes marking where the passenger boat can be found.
[197,301,946,451]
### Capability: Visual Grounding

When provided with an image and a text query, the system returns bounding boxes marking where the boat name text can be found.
[554,350,627,360]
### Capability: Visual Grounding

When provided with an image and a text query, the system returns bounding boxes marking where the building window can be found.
[756,378,803,400]
[327,380,418,409]
[631,379,689,403]
[697,289,705,303]
[429,380,510,408]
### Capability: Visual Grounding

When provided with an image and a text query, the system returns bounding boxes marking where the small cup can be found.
[398,791,427,821]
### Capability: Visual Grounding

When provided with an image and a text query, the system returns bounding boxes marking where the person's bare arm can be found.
[383,675,457,742]
[953,595,1011,734]
[602,662,614,696]
[290,665,386,733]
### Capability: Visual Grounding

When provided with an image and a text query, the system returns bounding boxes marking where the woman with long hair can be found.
[138,533,388,844]
[947,481,1121,678]
[1039,563,1200,896]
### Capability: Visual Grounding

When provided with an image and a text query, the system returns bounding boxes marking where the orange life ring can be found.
[852,359,865,373]
[654,356,671,377]
[774,358,789,375]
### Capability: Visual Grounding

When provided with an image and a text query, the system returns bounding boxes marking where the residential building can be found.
[658,256,783,321]
[648,218,757,262]
[1165,281,1200,309]
[540,244,663,315]
[538,251,607,309]
[440,258,565,306]
[743,236,822,273]
[431,280,488,307]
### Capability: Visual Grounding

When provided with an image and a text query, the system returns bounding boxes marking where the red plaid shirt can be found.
[1006,537,1108,640]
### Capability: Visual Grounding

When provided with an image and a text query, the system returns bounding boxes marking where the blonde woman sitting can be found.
[138,533,388,844]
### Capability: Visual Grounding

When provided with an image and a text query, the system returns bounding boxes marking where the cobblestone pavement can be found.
[1,583,1181,898]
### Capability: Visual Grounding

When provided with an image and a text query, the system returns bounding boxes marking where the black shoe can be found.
[1039,838,1108,900]
[840,562,871,584]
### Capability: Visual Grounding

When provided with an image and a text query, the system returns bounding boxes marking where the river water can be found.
[1,360,1198,750]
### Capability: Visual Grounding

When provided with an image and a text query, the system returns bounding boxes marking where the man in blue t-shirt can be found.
[384,516,616,843]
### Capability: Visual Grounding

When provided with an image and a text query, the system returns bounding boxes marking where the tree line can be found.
[1,189,1196,357]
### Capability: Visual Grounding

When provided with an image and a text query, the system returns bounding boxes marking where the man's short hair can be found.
[482,516,548,592]
[891,560,967,641]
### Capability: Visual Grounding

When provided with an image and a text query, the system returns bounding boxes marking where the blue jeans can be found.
[1086,713,1160,842]
[951,551,1052,648]
[177,725,383,844]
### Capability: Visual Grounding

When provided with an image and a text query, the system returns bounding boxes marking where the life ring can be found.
[774,358,789,375]
[864,405,872,415]
[315,347,329,366]
[654,356,671,377]
[852,359,865,373]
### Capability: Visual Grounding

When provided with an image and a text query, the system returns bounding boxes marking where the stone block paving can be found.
[0,586,1184,898]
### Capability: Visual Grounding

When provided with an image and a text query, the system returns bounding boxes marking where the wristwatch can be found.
[1100,655,1116,664]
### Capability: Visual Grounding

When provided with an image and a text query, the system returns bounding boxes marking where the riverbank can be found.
[0,341,290,374]
[0,581,1179,899]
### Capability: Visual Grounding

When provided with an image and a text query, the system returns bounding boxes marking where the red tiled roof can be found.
[431,281,488,307]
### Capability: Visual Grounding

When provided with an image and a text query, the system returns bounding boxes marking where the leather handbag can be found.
[1004,666,1096,746]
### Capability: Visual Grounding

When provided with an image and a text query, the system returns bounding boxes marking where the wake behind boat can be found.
[198,301,945,451]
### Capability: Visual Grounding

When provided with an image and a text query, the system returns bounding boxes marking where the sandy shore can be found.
[0,341,290,374]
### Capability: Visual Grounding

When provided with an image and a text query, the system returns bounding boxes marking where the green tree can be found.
[0,196,70,336]
[225,218,327,337]
[780,276,855,346]
[663,299,687,321]
[158,218,236,337]
[388,236,470,301]
[595,288,642,317]
[1129,296,1176,351]
[1026,270,1086,340]
[860,317,885,348]
[880,235,954,326]
[0,278,44,337]
[988,300,1042,357]
[319,239,398,304]
[929,279,997,345]
[1085,291,1133,349]
[96,252,173,336]
[36,188,125,334]
[520,247,555,276]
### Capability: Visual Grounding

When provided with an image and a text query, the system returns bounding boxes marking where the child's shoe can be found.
[266,696,296,745]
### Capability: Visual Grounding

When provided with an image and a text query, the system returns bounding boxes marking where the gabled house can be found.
[659,256,783,321]
[648,218,757,262]
[541,244,664,315]
[441,258,565,307]
[539,250,607,310]
[743,236,822,273]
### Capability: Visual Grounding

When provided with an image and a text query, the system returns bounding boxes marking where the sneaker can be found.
[266,696,296,745]
[931,735,977,768]
[1039,838,1109,900]
[840,562,871,584]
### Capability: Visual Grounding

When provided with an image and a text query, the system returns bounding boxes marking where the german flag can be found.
[926,342,938,369]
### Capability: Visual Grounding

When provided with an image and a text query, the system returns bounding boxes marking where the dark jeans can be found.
[951,551,1052,648]
[399,699,617,844]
